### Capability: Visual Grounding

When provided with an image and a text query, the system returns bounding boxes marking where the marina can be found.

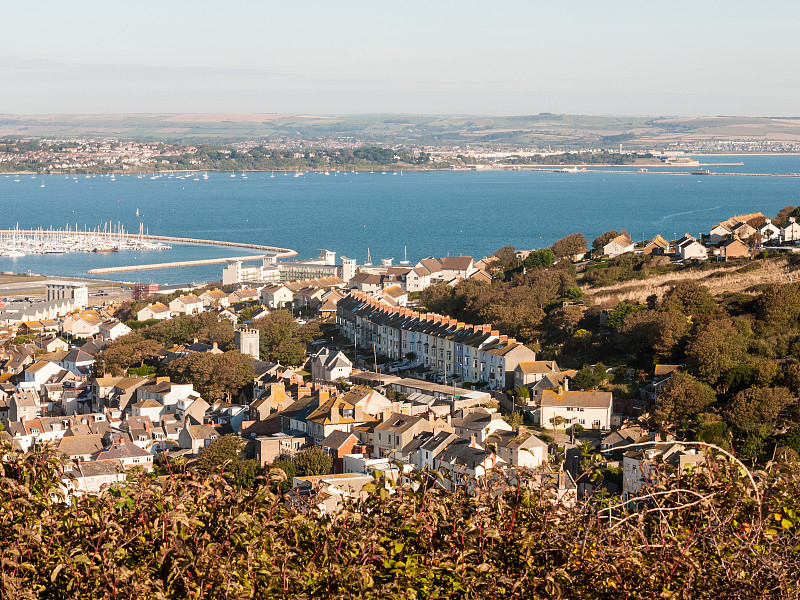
[0,223,171,257]
[0,225,296,260]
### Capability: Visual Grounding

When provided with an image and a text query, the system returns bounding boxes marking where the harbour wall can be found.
[86,255,268,274]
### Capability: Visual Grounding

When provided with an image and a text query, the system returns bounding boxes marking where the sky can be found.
[2,0,799,116]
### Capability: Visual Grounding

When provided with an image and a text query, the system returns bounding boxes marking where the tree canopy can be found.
[162,351,255,401]
[551,233,587,260]
[654,372,716,426]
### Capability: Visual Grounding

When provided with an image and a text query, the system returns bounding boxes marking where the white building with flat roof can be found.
[46,281,88,309]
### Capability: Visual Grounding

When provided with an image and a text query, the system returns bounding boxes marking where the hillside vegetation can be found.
[0,442,798,599]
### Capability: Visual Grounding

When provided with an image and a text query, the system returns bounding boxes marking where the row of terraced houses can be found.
[337,292,536,390]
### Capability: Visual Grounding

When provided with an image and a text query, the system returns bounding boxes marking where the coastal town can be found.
[5,3,800,594]
[1,205,798,513]
[4,134,800,176]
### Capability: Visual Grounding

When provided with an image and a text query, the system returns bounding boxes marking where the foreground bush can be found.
[0,443,798,599]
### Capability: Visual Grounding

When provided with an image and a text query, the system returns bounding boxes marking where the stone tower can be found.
[235,328,260,360]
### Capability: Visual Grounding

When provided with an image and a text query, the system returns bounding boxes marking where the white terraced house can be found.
[337,292,536,389]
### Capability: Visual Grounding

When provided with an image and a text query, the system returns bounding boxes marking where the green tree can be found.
[268,458,297,492]
[654,372,716,426]
[777,360,800,395]
[724,386,796,435]
[163,351,255,401]
[502,411,524,428]
[551,233,587,260]
[196,435,259,488]
[685,319,748,385]
[197,435,241,469]
[293,446,333,477]
[490,245,517,271]
[420,282,455,314]
[522,248,555,269]
[693,414,731,451]
[253,310,297,357]
[754,283,800,329]
[617,309,689,362]
[544,305,584,343]
[717,364,756,397]
[604,302,643,330]
[774,204,796,226]
[660,281,716,316]
[571,365,601,390]
[591,230,621,253]
[272,338,306,366]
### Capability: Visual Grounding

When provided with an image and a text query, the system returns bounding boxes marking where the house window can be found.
[579,419,585,425]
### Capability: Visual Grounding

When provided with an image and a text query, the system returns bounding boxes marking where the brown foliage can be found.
[1,442,799,599]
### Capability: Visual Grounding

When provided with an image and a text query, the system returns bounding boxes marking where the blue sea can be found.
[0,155,799,284]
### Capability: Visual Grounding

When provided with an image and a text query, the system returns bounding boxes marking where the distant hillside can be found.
[2,113,800,148]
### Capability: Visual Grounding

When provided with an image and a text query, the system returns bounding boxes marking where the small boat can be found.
[93,246,117,253]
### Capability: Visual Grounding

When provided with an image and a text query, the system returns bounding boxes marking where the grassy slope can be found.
[581,255,797,306]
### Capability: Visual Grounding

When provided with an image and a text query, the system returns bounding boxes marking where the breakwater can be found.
[86,254,267,274]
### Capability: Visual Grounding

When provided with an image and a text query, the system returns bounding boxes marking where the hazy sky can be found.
[2,0,798,116]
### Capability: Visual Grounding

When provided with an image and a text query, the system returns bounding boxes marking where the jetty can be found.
[86,255,268,275]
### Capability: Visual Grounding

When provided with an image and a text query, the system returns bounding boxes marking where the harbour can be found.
[2,156,800,283]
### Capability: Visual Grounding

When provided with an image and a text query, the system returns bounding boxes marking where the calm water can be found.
[1,155,799,283]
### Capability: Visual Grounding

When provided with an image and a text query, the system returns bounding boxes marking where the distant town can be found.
[2,135,800,175]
